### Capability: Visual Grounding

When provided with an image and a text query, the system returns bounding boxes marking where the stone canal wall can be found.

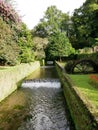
[0,61,40,102]
[55,62,98,130]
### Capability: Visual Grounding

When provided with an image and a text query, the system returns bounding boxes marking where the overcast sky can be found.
[15,0,86,29]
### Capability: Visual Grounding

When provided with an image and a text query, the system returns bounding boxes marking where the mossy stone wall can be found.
[0,61,40,102]
[55,62,98,130]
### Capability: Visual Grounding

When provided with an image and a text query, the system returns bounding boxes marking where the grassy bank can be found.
[0,61,40,102]
[69,74,98,119]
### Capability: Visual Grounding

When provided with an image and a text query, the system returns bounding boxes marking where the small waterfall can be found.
[21,79,61,88]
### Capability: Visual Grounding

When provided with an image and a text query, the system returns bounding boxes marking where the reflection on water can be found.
[0,66,74,130]
[26,66,58,79]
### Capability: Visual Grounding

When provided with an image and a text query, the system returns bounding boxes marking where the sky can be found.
[15,0,86,29]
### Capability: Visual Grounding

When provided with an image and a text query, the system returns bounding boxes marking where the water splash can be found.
[21,79,61,88]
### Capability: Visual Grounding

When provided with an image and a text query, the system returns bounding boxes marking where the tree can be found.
[0,1,35,65]
[0,17,20,65]
[33,37,48,60]
[70,0,98,49]
[45,31,75,61]
[32,22,48,38]
[33,5,69,37]
[17,23,34,63]
[0,0,21,24]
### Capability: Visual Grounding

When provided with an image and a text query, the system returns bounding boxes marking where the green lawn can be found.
[69,74,98,116]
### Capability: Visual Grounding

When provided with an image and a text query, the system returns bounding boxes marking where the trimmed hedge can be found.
[55,62,98,130]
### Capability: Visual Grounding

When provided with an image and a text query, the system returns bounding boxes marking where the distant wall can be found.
[55,62,98,130]
[0,61,40,102]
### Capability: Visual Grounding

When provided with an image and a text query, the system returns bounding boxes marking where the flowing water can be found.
[0,66,74,130]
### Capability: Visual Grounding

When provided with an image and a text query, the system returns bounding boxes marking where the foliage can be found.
[17,23,34,63]
[0,1,35,65]
[32,22,48,38]
[33,37,48,60]
[70,0,98,49]
[65,61,74,73]
[0,0,21,24]
[0,12,34,65]
[89,74,98,88]
[32,6,75,61]
[45,31,75,60]
[0,16,20,65]
[33,5,69,37]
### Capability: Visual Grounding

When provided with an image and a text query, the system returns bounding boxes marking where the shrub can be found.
[65,60,74,73]
[89,74,98,89]
[17,24,34,63]
[0,0,21,24]
[0,16,20,65]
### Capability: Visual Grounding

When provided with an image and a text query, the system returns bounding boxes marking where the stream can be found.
[0,66,75,130]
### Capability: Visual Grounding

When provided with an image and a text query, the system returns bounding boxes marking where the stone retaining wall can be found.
[55,62,98,130]
[0,61,40,102]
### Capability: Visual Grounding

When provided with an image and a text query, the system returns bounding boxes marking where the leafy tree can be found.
[0,1,35,65]
[33,37,48,60]
[32,6,72,61]
[33,6,69,37]
[17,23,34,63]
[45,31,75,61]
[0,0,21,24]
[0,16,20,65]
[70,0,98,49]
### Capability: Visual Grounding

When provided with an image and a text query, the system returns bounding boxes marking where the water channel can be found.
[0,66,75,130]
